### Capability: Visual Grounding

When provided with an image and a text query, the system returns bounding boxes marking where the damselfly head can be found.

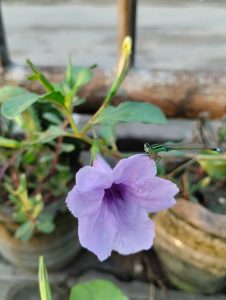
[144,143,151,154]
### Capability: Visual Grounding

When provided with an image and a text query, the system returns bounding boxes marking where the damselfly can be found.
[144,142,222,162]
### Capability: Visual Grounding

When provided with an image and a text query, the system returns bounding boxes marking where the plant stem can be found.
[80,135,121,159]
[80,67,127,136]
[66,110,122,159]
[66,111,80,136]
[165,158,196,179]
[80,91,113,135]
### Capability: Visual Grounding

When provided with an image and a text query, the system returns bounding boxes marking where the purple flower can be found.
[66,155,179,261]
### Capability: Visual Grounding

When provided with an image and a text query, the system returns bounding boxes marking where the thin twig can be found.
[48,118,69,177]
[165,158,196,179]
[0,151,21,180]
[32,119,69,199]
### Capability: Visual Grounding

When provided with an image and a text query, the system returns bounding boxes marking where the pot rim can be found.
[172,198,226,239]
[154,218,226,276]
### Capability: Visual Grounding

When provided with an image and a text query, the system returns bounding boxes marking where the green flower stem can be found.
[80,80,118,136]
[66,111,121,159]
[81,135,122,159]
[66,111,80,136]
[165,158,196,179]
[80,37,132,136]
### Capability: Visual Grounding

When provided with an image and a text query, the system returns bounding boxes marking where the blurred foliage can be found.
[0,141,74,240]
[166,116,226,214]
[0,88,77,240]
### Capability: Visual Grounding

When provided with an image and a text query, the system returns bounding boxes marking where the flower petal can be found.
[113,155,157,185]
[113,201,155,254]
[76,166,112,192]
[93,155,112,173]
[124,177,179,212]
[78,200,117,261]
[66,186,104,217]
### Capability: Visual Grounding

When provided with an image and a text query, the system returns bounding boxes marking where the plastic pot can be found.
[0,211,80,272]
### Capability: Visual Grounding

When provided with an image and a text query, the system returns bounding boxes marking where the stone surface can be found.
[6,283,68,300]
[0,253,226,300]
[67,270,226,300]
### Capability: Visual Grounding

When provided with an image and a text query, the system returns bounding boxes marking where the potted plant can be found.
[0,37,171,271]
[0,95,81,271]
[153,115,226,293]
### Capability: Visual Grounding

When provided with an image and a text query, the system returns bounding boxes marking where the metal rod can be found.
[0,1,10,68]
[118,0,137,66]
[130,0,137,66]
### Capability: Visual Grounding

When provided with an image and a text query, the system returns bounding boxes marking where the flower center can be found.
[104,183,124,203]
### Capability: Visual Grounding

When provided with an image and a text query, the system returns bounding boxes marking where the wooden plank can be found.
[4,66,226,119]
[79,68,226,119]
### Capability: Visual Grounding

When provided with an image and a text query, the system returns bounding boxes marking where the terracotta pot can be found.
[0,211,80,272]
[153,198,226,294]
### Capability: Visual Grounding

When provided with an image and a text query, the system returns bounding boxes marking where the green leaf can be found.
[42,91,65,106]
[32,125,68,144]
[90,139,100,161]
[37,217,55,234]
[13,211,27,223]
[1,92,40,119]
[73,97,86,107]
[66,55,74,89]
[69,280,129,300]
[26,59,54,92]
[43,112,62,125]
[94,101,167,125]
[0,86,27,104]
[31,196,44,219]
[0,86,41,131]
[39,256,52,300]
[73,67,93,90]
[15,221,34,240]
[197,155,226,179]
[99,123,116,146]
[22,148,36,164]
[60,143,75,153]
[0,136,21,149]
[21,107,41,132]
[1,89,65,120]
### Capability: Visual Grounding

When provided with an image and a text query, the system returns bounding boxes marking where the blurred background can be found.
[0,1,226,300]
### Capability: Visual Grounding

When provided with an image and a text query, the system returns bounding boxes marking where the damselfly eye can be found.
[144,143,151,153]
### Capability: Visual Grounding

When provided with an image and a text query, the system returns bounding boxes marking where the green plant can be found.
[0,142,73,240]
[39,256,129,300]
[0,98,75,240]
[166,116,226,213]
[39,256,52,300]
[0,38,166,158]
[0,37,167,239]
